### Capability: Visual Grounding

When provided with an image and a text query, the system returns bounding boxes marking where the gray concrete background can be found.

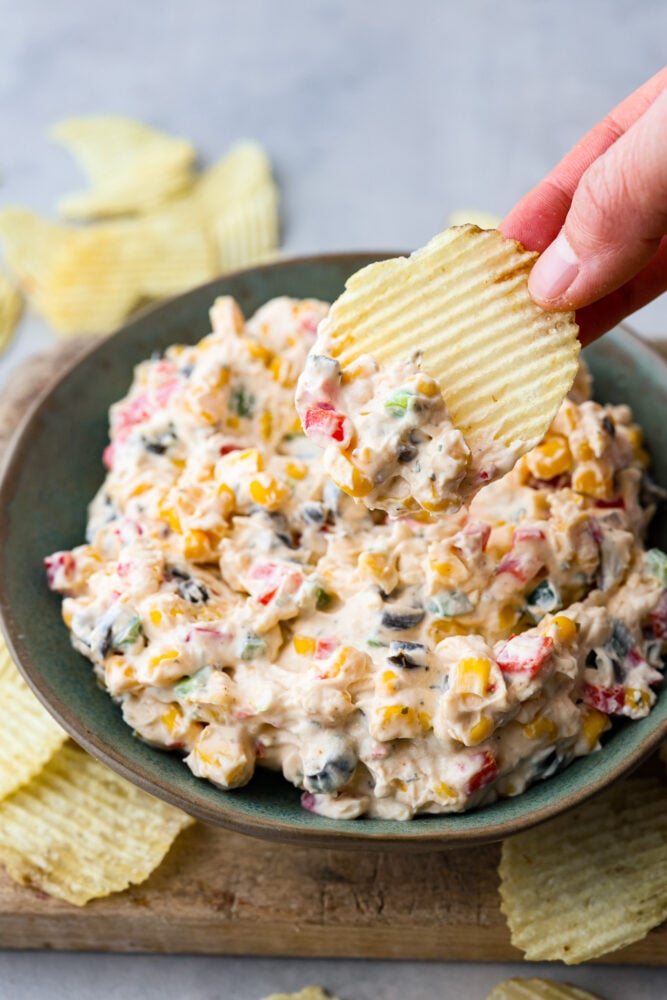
[1,1,667,997]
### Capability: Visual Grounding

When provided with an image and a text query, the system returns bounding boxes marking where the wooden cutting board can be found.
[0,340,665,962]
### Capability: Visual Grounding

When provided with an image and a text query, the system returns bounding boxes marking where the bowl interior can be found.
[0,254,666,849]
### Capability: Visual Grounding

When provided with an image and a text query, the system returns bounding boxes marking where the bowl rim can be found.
[0,251,666,851]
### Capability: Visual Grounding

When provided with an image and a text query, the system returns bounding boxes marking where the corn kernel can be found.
[171,458,186,470]
[430,560,454,577]
[269,357,283,382]
[249,474,288,510]
[183,529,211,561]
[497,603,518,631]
[149,609,163,626]
[468,715,494,744]
[380,669,400,694]
[581,707,610,749]
[161,705,183,734]
[626,426,650,465]
[260,411,273,441]
[149,649,180,669]
[523,716,559,741]
[572,461,614,499]
[552,615,577,644]
[293,635,316,655]
[453,657,492,697]
[381,704,414,723]
[213,367,230,389]
[415,377,439,397]
[246,340,273,364]
[572,440,595,461]
[129,482,152,498]
[337,464,373,499]
[526,434,572,479]
[428,619,468,642]
[63,609,73,627]
[160,506,181,533]
[625,688,651,711]
[434,782,457,800]
[418,710,433,732]
[226,415,240,429]
[286,461,307,480]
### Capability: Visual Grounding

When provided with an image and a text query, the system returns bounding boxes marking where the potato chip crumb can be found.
[486,975,603,999]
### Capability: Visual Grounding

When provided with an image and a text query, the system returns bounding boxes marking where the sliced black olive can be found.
[601,415,616,438]
[178,579,210,604]
[387,640,428,669]
[304,752,357,794]
[166,567,190,581]
[381,607,425,630]
[397,446,417,464]
[99,625,113,658]
[301,503,325,524]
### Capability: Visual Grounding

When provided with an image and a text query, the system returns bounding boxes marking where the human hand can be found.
[500,69,667,344]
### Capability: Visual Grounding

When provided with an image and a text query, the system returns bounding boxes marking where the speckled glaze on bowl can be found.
[0,254,665,851]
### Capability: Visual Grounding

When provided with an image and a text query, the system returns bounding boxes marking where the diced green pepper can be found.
[427,589,474,618]
[314,586,333,611]
[229,385,255,418]
[645,548,667,587]
[174,667,210,696]
[114,616,143,647]
[385,388,415,418]
[239,632,267,660]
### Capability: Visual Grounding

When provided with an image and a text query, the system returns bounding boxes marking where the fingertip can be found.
[528,232,580,307]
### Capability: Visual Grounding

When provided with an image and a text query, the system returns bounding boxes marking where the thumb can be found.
[529,87,667,310]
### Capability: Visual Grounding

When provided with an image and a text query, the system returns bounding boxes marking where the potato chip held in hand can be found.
[296,225,580,517]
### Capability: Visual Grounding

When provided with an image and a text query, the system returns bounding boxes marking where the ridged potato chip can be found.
[0,270,22,352]
[194,142,280,271]
[448,209,502,229]
[499,777,667,963]
[0,742,194,905]
[53,115,196,219]
[330,226,580,462]
[487,977,602,1000]
[0,640,66,799]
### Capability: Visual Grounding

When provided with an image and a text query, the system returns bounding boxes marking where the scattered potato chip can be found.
[123,197,217,299]
[487,977,603,1000]
[329,225,580,463]
[0,208,137,334]
[0,270,22,352]
[0,640,67,800]
[448,208,502,229]
[194,142,280,270]
[0,742,194,905]
[262,989,339,1000]
[53,116,196,219]
[499,777,667,963]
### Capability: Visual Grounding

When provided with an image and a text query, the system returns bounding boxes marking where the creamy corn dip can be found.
[46,297,666,819]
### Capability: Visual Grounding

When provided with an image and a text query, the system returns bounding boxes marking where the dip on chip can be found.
[295,226,580,517]
[44,294,666,820]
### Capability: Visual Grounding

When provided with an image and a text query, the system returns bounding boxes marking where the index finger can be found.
[500,67,667,253]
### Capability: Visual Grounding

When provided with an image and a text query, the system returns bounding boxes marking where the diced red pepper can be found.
[301,791,318,812]
[115,379,180,441]
[496,550,543,584]
[512,526,546,544]
[219,444,242,456]
[315,637,339,660]
[582,682,625,714]
[452,519,491,558]
[44,552,76,590]
[300,314,320,335]
[595,497,625,510]
[588,517,603,546]
[248,561,303,605]
[467,751,498,794]
[651,590,667,640]
[103,444,115,469]
[497,634,554,677]
[304,406,348,443]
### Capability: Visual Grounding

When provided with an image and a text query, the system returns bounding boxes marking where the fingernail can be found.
[529,230,580,303]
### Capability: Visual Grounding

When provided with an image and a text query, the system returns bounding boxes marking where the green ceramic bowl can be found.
[0,254,666,851]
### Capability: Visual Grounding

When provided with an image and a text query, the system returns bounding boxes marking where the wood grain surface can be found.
[0,341,665,961]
